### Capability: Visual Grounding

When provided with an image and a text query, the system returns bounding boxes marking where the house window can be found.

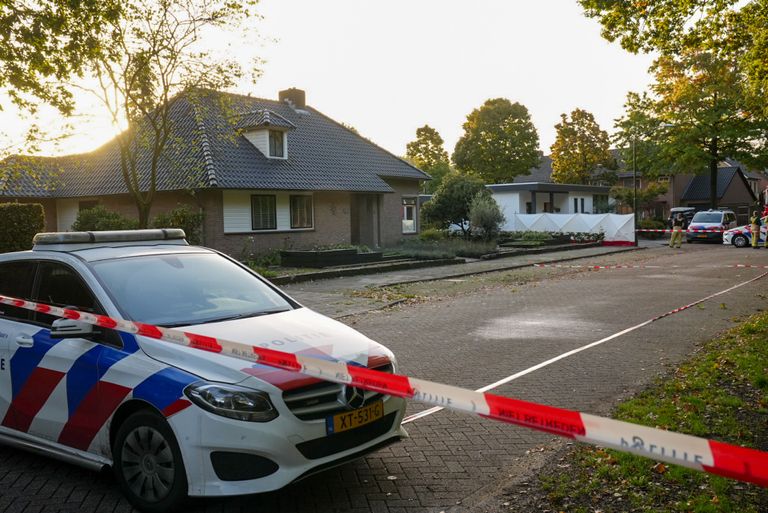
[290,195,313,229]
[573,198,578,213]
[269,130,284,158]
[525,202,532,214]
[402,197,417,234]
[251,195,276,230]
[580,198,585,213]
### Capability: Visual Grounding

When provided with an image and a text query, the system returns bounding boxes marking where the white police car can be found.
[723,216,768,247]
[0,230,406,512]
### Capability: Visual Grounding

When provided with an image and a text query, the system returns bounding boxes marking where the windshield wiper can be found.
[159,307,291,328]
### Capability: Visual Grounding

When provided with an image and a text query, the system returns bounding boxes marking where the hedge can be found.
[72,205,139,231]
[152,204,204,245]
[0,203,45,253]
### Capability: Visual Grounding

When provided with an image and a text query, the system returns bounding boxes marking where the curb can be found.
[480,241,602,260]
[369,246,646,289]
[269,257,465,285]
[269,242,606,285]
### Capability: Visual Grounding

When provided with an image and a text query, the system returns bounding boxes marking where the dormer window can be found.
[237,109,295,160]
[269,130,285,158]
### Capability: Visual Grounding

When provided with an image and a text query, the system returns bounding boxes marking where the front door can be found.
[350,194,380,248]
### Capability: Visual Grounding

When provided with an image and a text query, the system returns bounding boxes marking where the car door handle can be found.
[15,335,34,348]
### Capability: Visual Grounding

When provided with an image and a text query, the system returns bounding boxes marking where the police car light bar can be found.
[33,229,187,245]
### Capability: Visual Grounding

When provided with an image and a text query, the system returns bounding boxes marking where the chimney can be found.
[279,88,306,109]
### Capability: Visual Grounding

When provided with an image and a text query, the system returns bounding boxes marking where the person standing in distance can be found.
[669,212,684,249]
[750,211,762,249]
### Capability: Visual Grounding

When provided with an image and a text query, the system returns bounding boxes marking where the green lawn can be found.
[541,312,768,512]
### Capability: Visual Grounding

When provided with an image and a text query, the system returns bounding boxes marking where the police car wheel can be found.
[732,235,748,248]
[113,411,188,513]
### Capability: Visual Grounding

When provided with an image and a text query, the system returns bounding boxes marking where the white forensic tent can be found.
[503,213,635,243]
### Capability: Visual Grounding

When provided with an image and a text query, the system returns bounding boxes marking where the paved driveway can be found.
[1,243,767,512]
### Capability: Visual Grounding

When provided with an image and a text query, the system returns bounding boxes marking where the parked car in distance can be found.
[686,209,737,243]
[0,230,407,512]
[723,216,768,247]
[667,207,696,229]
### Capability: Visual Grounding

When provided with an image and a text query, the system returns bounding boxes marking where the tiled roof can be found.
[0,156,65,197]
[509,154,616,185]
[0,90,428,198]
[681,166,757,201]
[235,109,296,130]
[512,156,553,183]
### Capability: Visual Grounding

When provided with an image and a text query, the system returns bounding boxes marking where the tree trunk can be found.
[138,202,151,229]
[709,137,719,210]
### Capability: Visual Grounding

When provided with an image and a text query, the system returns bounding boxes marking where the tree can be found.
[81,0,259,227]
[0,0,121,114]
[468,193,505,241]
[405,125,451,193]
[421,172,488,238]
[579,0,768,97]
[550,109,612,184]
[650,51,767,209]
[610,182,669,215]
[453,98,540,183]
[612,92,667,180]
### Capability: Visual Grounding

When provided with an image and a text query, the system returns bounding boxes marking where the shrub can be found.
[73,205,139,231]
[152,204,204,245]
[519,231,553,241]
[421,172,488,238]
[468,193,505,241]
[0,203,45,253]
[310,243,372,253]
[418,228,446,241]
[391,238,497,259]
[637,218,666,240]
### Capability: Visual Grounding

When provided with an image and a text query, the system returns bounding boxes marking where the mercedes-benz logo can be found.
[340,385,366,410]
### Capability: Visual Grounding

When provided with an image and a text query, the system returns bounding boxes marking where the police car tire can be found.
[113,411,188,513]
[732,235,748,248]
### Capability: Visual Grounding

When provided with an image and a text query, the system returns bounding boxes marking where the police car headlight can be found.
[185,382,278,422]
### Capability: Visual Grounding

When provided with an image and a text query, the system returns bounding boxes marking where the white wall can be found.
[243,129,287,159]
[56,199,79,231]
[243,130,269,157]
[568,195,594,214]
[490,189,605,215]
[222,190,312,233]
[491,191,521,218]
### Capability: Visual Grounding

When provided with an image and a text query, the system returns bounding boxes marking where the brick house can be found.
[0,88,429,256]
[616,160,761,224]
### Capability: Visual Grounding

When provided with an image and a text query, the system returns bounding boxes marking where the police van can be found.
[0,230,406,512]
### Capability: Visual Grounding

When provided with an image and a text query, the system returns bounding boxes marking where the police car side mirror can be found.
[50,318,97,340]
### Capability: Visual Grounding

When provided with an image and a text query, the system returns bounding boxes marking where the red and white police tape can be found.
[635,228,724,233]
[0,294,766,488]
[534,263,768,270]
[534,264,666,269]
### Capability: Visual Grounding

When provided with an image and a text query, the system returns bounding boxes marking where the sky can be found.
[1,0,656,159]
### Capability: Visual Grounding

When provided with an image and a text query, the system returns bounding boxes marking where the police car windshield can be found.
[691,212,723,223]
[90,253,292,326]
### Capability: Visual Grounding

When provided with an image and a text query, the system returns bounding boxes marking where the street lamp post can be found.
[632,135,638,247]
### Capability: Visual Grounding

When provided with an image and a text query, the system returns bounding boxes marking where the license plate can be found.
[697,234,708,238]
[326,401,383,434]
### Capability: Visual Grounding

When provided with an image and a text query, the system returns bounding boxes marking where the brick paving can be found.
[2,243,767,512]
[282,244,641,318]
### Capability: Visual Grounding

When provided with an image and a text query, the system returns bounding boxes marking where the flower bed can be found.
[279,248,383,268]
